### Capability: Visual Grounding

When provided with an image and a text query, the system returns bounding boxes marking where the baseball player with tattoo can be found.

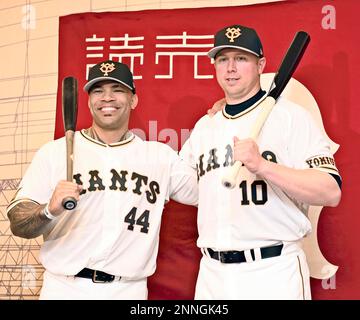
[180,24,342,299]
[7,60,198,300]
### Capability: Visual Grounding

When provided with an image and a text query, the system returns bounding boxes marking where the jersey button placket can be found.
[102,146,120,259]
[216,124,233,249]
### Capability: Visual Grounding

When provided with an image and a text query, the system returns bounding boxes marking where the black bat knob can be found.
[62,197,77,210]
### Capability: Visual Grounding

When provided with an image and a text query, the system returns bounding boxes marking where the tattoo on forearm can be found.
[7,202,53,239]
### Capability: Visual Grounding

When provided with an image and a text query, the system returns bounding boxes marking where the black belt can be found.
[75,268,120,283]
[206,243,283,264]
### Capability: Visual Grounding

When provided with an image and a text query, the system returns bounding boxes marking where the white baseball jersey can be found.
[8,130,197,279]
[180,96,340,251]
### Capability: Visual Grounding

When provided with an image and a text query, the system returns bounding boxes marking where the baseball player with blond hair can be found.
[180,24,342,299]
[7,60,198,300]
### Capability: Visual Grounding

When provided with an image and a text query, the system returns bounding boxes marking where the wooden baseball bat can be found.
[222,31,311,189]
[61,76,78,209]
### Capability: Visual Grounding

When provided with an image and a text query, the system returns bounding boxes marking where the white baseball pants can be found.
[39,270,148,300]
[195,242,311,300]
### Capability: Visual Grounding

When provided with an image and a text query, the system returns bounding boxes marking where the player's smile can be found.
[98,106,118,111]
[93,101,128,124]
[225,77,240,85]
[97,105,120,115]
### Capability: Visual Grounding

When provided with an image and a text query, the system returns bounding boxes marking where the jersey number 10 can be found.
[239,180,268,205]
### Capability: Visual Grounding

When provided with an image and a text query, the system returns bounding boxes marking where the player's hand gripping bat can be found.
[61,76,78,209]
[222,31,311,189]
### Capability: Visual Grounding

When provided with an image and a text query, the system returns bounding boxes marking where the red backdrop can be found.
[56,0,360,299]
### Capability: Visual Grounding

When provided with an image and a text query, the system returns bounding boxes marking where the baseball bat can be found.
[222,31,311,189]
[61,76,78,210]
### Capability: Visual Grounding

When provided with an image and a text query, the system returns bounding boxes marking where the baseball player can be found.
[7,60,198,300]
[180,24,342,299]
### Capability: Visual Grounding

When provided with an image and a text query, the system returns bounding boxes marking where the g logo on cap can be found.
[99,62,115,76]
[225,27,241,43]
